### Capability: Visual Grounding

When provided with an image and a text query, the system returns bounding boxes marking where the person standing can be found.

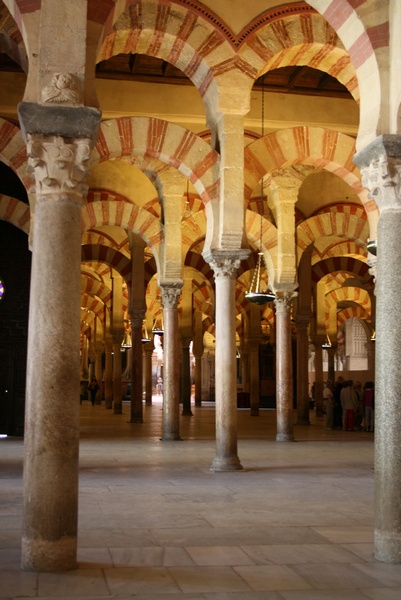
[341,380,358,431]
[88,376,100,406]
[362,381,375,432]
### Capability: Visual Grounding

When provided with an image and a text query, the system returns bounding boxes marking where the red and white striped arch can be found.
[92,117,220,206]
[81,244,132,286]
[81,277,112,307]
[240,11,358,101]
[312,256,371,284]
[296,212,369,263]
[82,200,162,252]
[326,286,372,312]
[244,128,375,218]
[337,305,371,325]
[308,0,385,148]
[0,194,30,233]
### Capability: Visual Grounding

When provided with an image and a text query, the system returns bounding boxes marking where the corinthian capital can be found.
[354,135,401,211]
[27,134,91,202]
[203,249,250,279]
[274,290,297,314]
[161,285,182,309]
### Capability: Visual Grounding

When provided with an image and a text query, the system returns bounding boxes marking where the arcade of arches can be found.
[0,0,401,572]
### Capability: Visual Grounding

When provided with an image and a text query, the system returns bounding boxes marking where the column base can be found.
[129,417,143,423]
[276,433,295,442]
[114,407,122,414]
[375,530,401,563]
[181,410,193,416]
[210,456,243,472]
[22,536,77,572]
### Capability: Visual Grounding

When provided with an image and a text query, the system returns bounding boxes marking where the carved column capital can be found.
[27,134,91,203]
[161,285,182,309]
[354,135,401,212]
[274,290,297,314]
[203,249,249,279]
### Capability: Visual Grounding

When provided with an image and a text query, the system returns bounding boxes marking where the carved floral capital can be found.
[27,134,91,202]
[161,286,182,309]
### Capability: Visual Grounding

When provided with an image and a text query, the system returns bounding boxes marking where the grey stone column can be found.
[181,338,193,415]
[204,251,248,471]
[355,135,401,563]
[104,338,113,409]
[296,318,310,425]
[313,342,324,418]
[20,129,97,571]
[94,347,103,404]
[129,311,145,422]
[161,285,182,440]
[327,346,336,385]
[249,339,260,416]
[143,341,154,404]
[112,336,123,414]
[275,291,296,441]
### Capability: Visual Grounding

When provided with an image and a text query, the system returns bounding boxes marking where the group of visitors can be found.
[322,377,374,432]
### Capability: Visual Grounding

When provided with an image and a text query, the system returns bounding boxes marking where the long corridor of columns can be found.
[0,0,401,576]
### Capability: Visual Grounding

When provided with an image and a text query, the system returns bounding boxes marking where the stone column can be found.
[249,338,260,416]
[355,136,401,563]
[20,130,97,571]
[112,336,123,414]
[81,336,89,380]
[313,341,325,418]
[204,251,248,471]
[130,311,145,422]
[181,338,193,415]
[104,338,113,409]
[275,291,296,441]
[327,346,336,384]
[296,318,310,425]
[161,285,182,440]
[143,340,154,404]
[193,310,204,407]
[94,346,103,404]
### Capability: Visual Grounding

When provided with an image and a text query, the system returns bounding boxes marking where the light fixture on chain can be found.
[152,316,164,336]
[322,334,332,349]
[245,75,275,306]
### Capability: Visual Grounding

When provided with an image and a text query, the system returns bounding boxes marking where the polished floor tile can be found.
[0,399,400,600]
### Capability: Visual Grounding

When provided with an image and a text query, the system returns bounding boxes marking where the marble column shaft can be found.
[209,257,243,471]
[112,338,123,414]
[181,340,193,416]
[22,134,93,572]
[161,286,181,440]
[296,322,310,425]
[144,343,154,404]
[355,134,401,563]
[275,292,295,441]
[130,313,144,422]
[104,339,113,409]
[249,339,260,416]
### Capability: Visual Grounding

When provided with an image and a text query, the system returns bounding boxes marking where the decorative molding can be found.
[27,134,91,201]
[174,0,316,49]
[42,73,80,105]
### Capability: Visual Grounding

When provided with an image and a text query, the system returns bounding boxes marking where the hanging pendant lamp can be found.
[322,334,332,349]
[142,320,151,344]
[152,316,164,336]
[245,75,275,306]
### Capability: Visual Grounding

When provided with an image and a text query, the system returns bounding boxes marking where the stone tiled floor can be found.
[1,398,401,599]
